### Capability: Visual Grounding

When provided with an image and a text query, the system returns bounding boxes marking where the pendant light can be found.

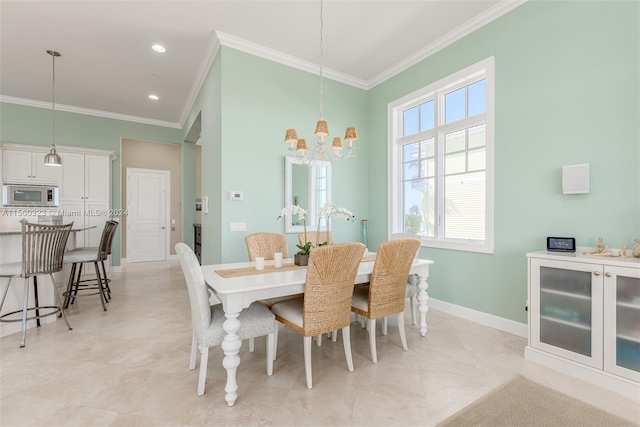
[44,50,62,166]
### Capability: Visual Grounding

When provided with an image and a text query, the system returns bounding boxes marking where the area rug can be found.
[436,375,638,427]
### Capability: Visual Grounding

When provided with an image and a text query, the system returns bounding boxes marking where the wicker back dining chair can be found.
[176,243,276,396]
[270,242,365,389]
[297,231,333,248]
[245,233,288,261]
[244,232,296,355]
[0,220,73,347]
[351,238,420,363]
[390,233,421,325]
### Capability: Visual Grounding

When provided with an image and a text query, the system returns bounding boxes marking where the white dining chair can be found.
[175,242,275,396]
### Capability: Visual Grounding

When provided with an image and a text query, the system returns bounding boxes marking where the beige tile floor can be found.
[1,260,638,426]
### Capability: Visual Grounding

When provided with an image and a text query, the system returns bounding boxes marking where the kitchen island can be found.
[0,216,95,338]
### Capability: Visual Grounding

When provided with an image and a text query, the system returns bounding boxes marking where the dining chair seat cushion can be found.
[270,297,304,329]
[259,295,303,308]
[63,250,100,263]
[69,246,98,252]
[202,302,275,347]
[0,262,22,277]
[351,285,370,313]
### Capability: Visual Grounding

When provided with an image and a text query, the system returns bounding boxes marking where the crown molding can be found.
[1,0,526,129]
[215,31,369,90]
[0,95,181,129]
[178,34,222,128]
[367,0,528,88]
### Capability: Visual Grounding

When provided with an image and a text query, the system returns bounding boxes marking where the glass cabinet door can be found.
[531,258,603,368]
[604,266,640,381]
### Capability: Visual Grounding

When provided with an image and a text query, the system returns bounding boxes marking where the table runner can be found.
[215,253,377,278]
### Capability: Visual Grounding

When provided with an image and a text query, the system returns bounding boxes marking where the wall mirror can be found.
[284,156,331,233]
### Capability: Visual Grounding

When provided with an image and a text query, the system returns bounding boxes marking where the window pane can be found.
[468,148,486,171]
[445,130,466,153]
[445,152,466,175]
[469,124,486,148]
[404,161,420,180]
[445,88,465,124]
[444,171,485,240]
[403,107,419,136]
[468,80,486,116]
[420,101,435,131]
[424,158,435,178]
[403,179,435,237]
[421,138,435,158]
[403,142,419,162]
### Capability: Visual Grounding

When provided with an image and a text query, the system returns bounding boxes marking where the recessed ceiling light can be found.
[152,44,166,53]
[148,94,159,100]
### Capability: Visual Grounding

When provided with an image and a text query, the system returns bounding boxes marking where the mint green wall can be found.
[215,47,369,262]
[181,142,197,248]
[367,1,640,323]
[0,102,182,265]
[181,53,223,264]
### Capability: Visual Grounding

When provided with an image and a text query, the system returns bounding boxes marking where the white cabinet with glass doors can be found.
[526,251,639,399]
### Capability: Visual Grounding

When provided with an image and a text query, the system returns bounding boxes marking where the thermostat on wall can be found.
[229,191,244,201]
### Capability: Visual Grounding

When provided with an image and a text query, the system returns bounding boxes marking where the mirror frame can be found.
[284,156,332,234]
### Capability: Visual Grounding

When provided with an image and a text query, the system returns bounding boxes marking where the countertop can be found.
[0,225,96,236]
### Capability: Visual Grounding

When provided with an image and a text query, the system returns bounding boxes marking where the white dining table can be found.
[200,254,434,407]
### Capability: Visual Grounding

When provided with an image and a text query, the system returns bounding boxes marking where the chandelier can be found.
[284,0,359,165]
[44,50,62,166]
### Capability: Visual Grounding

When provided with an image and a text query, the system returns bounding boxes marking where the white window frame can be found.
[388,57,495,254]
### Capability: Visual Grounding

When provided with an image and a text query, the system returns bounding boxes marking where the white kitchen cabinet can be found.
[526,251,640,399]
[59,152,111,248]
[2,149,61,184]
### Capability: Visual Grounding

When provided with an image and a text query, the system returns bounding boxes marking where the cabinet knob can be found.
[593,271,601,276]
[604,272,612,277]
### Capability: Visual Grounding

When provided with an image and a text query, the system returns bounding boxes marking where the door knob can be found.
[593,271,600,276]
[604,272,612,277]
[160,226,166,230]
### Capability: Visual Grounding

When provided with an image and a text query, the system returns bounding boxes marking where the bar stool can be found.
[63,220,118,311]
[0,219,74,348]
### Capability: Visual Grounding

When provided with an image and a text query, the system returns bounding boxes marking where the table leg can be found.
[221,311,242,407]
[417,273,430,336]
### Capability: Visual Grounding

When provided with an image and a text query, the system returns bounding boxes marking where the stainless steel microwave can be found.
[2,184,59,207]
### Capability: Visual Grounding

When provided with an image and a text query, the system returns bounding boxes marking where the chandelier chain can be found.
[319,0,324,120]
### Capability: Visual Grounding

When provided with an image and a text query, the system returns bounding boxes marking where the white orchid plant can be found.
[316,201,355,246]
[277,205,311,255]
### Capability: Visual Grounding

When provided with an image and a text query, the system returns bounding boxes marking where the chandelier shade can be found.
[296,139,308,152]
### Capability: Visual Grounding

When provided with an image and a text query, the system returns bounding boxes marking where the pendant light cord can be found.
[51,52,57,148]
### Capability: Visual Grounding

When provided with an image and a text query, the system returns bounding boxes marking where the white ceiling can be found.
[0,1,523,128]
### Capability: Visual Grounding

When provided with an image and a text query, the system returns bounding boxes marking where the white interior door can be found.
[127,168,169,263]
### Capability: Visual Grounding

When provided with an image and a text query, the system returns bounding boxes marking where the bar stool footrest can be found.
[0,306,61,323]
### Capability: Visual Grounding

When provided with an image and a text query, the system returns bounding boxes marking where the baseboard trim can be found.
[111,266,122,273]
[120,257,128,264]
[167,254,178,261]
[429,298,528,338]
[525,346,639,400]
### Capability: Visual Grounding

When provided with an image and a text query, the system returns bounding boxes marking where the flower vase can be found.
[294,254,309,266]
[361,219,368,250]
